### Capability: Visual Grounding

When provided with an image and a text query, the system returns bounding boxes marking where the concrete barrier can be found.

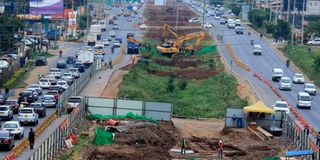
[226,44,250,71]
[112,45,126,65]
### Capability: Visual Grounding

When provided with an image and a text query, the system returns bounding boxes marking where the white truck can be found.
[89,24,102,41]
[87,33,97,46]
[77,50,94,67]
[98,20,107,32]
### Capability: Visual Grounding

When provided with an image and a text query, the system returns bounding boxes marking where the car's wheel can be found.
[21,132,24,138]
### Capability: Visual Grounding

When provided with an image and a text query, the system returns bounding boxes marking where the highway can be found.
[0,3,144,158]
[203,10,320,130]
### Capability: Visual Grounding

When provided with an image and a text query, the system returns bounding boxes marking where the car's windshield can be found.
[295,74,303,78]
[64,73,72,76]
[20,109,32,113]
[58,82,66,85]
[306,84,315,89]
[3,123,18,128]
[29,85,38,88]
[300,96,311,101]
[276,103,288,108]
[70,69,77,72]
[68,98,81,103]
[282,79,291,83]
[95,46,104,49]
[0,107,8,111]
[274,71,282,75]
[40,79,48,82]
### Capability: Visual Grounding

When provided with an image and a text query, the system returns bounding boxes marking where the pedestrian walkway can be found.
[15,115,68,160]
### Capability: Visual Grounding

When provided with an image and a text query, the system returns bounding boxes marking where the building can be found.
[3,0,29,14]
[305,0,320,15]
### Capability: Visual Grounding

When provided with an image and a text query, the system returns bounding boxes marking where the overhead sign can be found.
[30,0,64,15]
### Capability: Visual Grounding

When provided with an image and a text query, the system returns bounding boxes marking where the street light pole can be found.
[291,0,296,45]
[286,0,290,22]
[202,0,205,27]
[175,0,179,31]
[301,0,305,45]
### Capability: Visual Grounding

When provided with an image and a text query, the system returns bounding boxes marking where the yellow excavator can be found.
[157,31,205,56]
[161,23,180,41]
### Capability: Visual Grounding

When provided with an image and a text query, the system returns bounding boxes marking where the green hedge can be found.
[3,78,17,88]
[3,68,25,88]
[13,68,25,79]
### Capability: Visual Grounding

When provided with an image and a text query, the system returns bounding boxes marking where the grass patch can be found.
[118,43,247,118]
[29,51,55,59]
[280,45,320,86]
[60,135,93,160]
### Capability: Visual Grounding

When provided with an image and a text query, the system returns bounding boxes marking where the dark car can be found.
[56,60,67,69]
[35,56,47,66]
[66,56,76,64]
[30,103,46,118]
[113,16,117,20]
[0,95,5,105]
[4,99,19,114]
[0,131,14,150]
[18,91,36,104]
[74,62,85,72]
[109,20,114,24]
[48,85,64,94]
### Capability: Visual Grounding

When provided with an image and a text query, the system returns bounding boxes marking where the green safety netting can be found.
[87,112,160,124]
[92,127,114,145]
[262,157,280,160]
[196,45,217,55]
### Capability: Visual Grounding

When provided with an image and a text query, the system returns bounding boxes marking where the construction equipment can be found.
[161,23,180,42]
[127,33,140,54]
[157,31,205,56]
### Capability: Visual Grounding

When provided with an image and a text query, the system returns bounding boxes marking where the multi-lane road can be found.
[201,9,320,130]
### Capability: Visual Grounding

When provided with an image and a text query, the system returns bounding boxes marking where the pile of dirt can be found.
[143,0,198,26]
[145,27,208,40]
[150,69,219,80]
[86,121,180,160]
[155,58,204,69]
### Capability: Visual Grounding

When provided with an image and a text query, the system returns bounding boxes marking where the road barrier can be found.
[226,44,250,71]
[112,45,126,65]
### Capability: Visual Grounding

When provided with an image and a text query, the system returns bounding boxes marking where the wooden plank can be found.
[248,127,265,141]
[256,127,273,140]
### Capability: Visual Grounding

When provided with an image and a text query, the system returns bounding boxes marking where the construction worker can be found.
[108,58,113,69]
[218,139,224,159]
[111,46,114,54]
[180,138,187,155]
[38,72,43,80]
[131,55,135,65]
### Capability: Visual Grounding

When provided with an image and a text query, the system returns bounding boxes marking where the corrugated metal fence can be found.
[87,97,173,121]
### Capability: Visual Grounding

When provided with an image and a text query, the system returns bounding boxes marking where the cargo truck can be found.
[87,33,97,46]
[77,50,94,68]
[89,24,102,40]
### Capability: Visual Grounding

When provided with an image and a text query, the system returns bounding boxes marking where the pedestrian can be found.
[28,128,35,149]
[111,46,114,54]
[217,139,224,159]
[131,55,135,65]
[180,138,187,155]
[38,72,43,80]
[260,33,263,39]
[104,60,107,70]
[147,44,151,51]
[5,88,9,97]
[45,44,49,53]
[108,58,113,69]
[308,47,311,53]
[232,114,237,127]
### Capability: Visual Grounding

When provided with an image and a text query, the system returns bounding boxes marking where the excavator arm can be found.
[161,23,180,40]
[173,31,205,49]
[128,37,139,44]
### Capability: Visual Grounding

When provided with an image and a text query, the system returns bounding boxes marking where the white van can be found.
[253,44,262,55]
[272,68,283,82]
[297,92,312,109]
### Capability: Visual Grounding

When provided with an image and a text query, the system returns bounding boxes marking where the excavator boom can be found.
[161,23,180,40]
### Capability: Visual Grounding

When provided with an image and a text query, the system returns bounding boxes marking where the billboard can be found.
[30,0,64,15]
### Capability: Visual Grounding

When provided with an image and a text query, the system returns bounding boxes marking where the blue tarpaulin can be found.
[286,150,314,157]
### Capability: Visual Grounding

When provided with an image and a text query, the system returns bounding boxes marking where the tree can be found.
[273,20,291,40]
[305,20,320,39]
[209,0,223,6]
[0,15,24,55]
[228,4,241,16]
[77,15,91,31]
[248,9,268,28]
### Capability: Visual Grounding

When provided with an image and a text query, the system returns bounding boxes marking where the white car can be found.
[272,68,284,82]
[188,18,201,23]
[113,24,119,30]
[0,105,13,120]
[235,19,241,26]
[227,22,236,29]
[69,68,80,79]
[38,78,51,89]
[214,16,220,20]
[18,108,39,125]
[307,38,320,45]
[304,83,317,95]
[102,39,110,46]
[109,31,116,37]
[57,80,69,90]
[46,75,57,85]
[28,84,42,95]
[139,24,148,30]
[67,96,83,113]
[2,121,24,139]
[273,101,289,113]
[293,73,305,84]
[279,77,292,91]
[113,41,121,47]
[49,68,62,79]
[62,73,74,85]
[42,95,56,108]
[203,22,213,29]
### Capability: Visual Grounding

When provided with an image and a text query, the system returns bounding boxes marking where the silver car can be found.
[18,108,39,125]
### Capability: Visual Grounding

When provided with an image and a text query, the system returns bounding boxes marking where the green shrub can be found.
[177,79,188,90]
[3,78,16,88]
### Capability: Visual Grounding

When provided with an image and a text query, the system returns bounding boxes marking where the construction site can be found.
[62,1,291,160]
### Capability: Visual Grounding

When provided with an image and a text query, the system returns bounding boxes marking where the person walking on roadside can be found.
[180,138,187,155]
[108,58,113,69]
[28,128,35,149]
[217,139,224,159]
[131,55,135,65]
[111,46,115,54]
[59,50,63,58]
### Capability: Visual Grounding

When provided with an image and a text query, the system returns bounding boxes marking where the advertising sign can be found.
[30,0,64,15]
[68,11,77,37]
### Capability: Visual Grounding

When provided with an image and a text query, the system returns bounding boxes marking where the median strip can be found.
[226,44,250,71]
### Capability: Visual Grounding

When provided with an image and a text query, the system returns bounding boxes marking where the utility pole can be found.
[291,0,296,45]
[301,0,305,44]
[86,0,89,34]
[286,0,290,22]
[175,0,179,31]
[202,0,205,27]
[269,3,272,21]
